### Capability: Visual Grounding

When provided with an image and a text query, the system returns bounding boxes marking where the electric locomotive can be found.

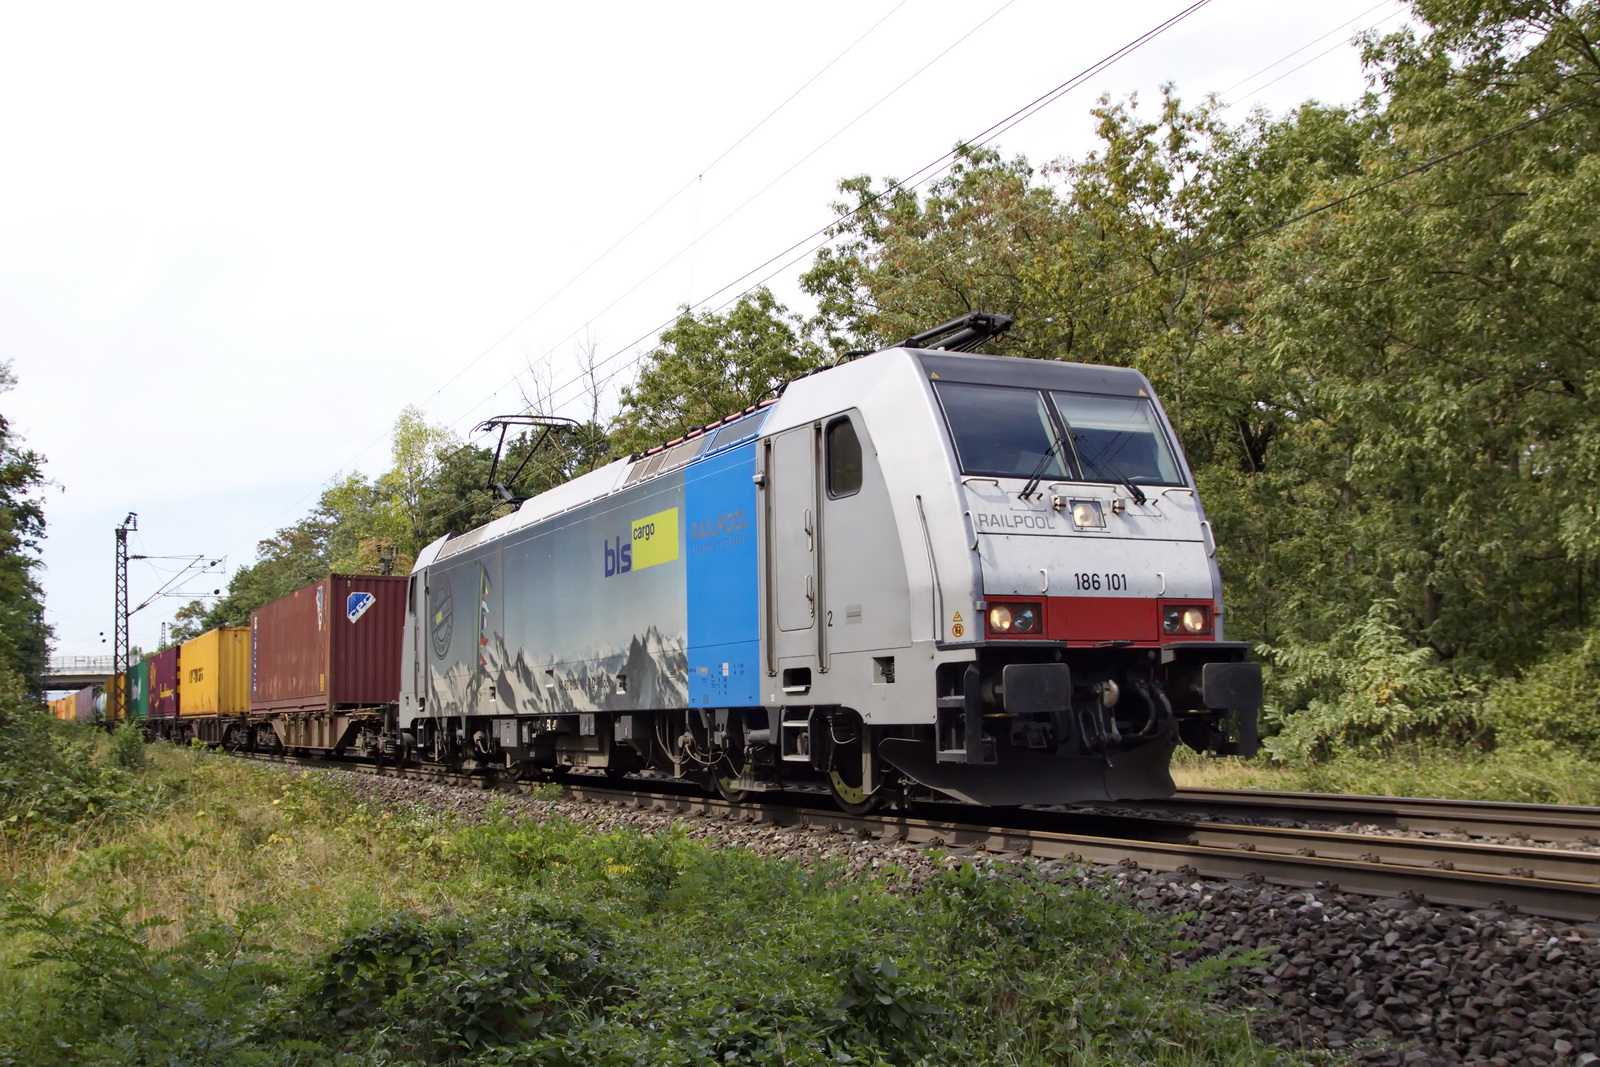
[399,315,1261,809]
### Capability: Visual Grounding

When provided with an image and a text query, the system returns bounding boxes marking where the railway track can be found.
[1151,787,1600,845]
[235,753,1600,922]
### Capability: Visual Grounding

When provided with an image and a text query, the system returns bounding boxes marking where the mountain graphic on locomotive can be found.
[88,315,1261,811]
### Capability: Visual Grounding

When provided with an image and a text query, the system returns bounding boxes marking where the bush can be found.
[107,720,147,772]
[1261,600,1484,764]
[0,890,283,1066]
[275,901,635,1063]
[0,672,149,834]
[1482,626,1600,760]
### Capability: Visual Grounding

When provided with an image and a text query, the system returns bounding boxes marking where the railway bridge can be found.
[42,655,115,691]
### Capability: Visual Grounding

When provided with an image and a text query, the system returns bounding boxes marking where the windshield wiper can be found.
[1019,429,1068,501]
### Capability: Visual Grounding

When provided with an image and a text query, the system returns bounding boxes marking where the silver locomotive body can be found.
[399,346,1260,807]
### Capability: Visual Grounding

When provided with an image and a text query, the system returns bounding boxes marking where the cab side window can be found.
[826,417,862,497]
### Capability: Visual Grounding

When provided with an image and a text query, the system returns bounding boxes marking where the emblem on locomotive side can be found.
[429,573,453,658]
[604,507,680,575]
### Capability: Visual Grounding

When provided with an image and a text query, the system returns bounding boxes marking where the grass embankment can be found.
[0,722,1298,1067]
[1171,747,1600,806]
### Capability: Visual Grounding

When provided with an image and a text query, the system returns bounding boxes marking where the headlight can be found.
[988,602,1042,636]
[1163,605,1211,635]
[1069,500,1105,529]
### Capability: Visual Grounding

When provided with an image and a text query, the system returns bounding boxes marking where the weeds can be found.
[0,735,1299,1066]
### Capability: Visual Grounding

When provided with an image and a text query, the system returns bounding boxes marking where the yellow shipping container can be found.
[179,627,250,716]
[103,676,124,721]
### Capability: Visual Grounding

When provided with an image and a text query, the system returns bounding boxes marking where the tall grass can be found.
[0,735,1303,1066]
[1172,745,1600,805]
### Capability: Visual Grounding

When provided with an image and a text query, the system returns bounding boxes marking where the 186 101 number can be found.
[1074,572,1127,591]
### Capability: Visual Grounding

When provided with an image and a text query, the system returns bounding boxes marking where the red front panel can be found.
[984,596,1218,646]
[149,646,180,717]
[1050,596,1161,643]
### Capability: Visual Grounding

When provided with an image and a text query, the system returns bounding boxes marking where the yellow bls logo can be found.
[630,508,679,570]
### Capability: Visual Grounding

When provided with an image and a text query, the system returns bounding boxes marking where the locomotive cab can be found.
[757,345,1261,806]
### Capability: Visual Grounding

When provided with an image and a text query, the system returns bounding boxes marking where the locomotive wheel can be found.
[712,756,751,803]
[827,768,884,815]
[827,723,885,815]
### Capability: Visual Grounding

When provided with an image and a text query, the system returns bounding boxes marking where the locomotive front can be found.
[820,349,1262,806]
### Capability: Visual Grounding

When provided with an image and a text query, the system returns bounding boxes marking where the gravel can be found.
[281,764,1600,1065]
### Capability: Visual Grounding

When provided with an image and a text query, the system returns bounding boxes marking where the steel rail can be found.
[1152,788,1600,844]
[230,754,1600,921]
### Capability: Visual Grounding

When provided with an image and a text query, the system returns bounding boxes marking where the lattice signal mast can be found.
[114,512,136,720]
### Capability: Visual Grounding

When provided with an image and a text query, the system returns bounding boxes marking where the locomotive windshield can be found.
[935,382,1067,481]
[934,381,1184,486]
[1049,391,1183,485]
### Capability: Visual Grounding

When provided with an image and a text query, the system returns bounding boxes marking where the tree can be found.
[793,0,1600,717]
[610,288,825,455]
[0,361,51,698]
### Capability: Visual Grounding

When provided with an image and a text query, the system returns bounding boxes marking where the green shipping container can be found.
[126,660,150,719]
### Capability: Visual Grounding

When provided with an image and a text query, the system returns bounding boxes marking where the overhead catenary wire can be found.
[1215,0,1398,104]
[219,0,1429,579]
[445,0,1219,437]
[562,79,1600,461]
[216,0,923,564]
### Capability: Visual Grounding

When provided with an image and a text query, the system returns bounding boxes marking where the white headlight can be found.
[1069,500,1105,529]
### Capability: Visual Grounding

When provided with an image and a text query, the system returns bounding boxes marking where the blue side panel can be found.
[684,444,761,707]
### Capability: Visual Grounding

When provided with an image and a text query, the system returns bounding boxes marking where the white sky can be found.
[2,0,1410,660]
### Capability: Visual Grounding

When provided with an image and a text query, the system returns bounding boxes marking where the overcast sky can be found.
[3,0,1409,663]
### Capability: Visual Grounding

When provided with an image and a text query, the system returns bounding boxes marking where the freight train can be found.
[64,315,1262,810]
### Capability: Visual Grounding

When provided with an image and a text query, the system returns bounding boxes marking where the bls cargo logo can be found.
[604,507,679,576]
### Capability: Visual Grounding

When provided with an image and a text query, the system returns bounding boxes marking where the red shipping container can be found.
[149,646,180,718]
[250,574,406,713]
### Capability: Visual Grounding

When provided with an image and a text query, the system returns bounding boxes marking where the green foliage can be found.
[0,361,50,695]
[1482,624,1600,759]
[611,287,825,456]
[274,902,633,1063]
[1261,601,1484,764]
[0,892,282,1066]
[0,753,1293,1066]
[106,720,147,772]
[0,684,158,836]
